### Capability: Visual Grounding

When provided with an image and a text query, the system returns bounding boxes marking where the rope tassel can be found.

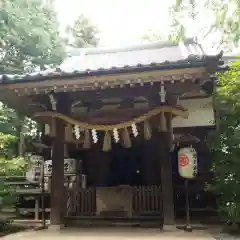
[83,129,91,149]
[144,120,152,140]
[65,124,74,142]
[159,112,167,132]
[45,124,50,135]
[50,118,56,137]
[122,128,131,148]
[102,131,112,152]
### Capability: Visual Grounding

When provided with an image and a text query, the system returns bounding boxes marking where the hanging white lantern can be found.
[131,123,138,137]
[64,158,77,175]
[44,159,52,176]
[43,158,77,176]
[178,147,197,179]
[92,129,98,143]
[74,125,80,139]
[113,128,119,143]
[26,155,44,183]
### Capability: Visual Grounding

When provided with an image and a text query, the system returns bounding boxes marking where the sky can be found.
[54,0,220,54]
[55,0,176,47]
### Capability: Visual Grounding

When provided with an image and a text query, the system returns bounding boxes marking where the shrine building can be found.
[0,38,224,230]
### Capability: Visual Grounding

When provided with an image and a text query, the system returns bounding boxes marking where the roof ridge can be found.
[68,38,196,56]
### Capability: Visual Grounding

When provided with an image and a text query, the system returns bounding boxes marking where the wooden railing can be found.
[66,188,96,217]
[132,185,162,216]
[66,185,163,218]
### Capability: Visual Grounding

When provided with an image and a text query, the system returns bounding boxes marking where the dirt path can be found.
[0,227,221,240]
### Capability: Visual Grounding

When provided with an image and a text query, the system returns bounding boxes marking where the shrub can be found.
[209,60,240,226]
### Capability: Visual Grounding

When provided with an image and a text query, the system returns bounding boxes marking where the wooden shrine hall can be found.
[0,38,224,230]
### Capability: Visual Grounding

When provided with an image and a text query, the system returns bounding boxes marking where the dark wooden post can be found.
[50,118,65,229]
[50,94,70,229]
[34,196,40,220]
[159,112,176,230]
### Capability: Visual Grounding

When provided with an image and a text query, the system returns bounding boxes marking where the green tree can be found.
[168,0,240,50]
[208,60,240,226]
[0,0,66,156]
[0,133,17,158]
[66,14,99,48]
[142,0,240,51]
[0,105,18,136]
[0,0,66,74]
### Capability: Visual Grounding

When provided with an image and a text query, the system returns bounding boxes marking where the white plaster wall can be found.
[173,97,215,128]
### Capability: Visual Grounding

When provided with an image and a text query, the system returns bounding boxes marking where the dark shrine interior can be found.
[108,141,143,186]
[70,139,206,187]
[69,132,216,218]
[19,128,216,220]
[70,138,145,187]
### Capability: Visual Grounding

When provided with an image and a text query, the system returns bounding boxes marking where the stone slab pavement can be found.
[0,227,225,240]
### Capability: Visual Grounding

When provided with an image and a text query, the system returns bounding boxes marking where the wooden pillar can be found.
[34,196,40,220]
[50,118,65,228]
[159,113,176,230]
[50,94,70,229]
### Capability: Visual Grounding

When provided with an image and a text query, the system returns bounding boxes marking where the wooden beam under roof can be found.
[28,80,206,105]
[0,79,210,118]
[22,80,206,99]
[0,67,207,92]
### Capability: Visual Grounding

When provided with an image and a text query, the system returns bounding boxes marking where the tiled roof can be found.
[223,49,240,65]
[62,38,204,71]
[0,38,223,84]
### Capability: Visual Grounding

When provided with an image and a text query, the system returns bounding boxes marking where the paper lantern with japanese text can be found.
[25,155,44,183]
[44,158,77,176]
[178,147,197,179]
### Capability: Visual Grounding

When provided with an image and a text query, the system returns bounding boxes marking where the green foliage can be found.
[169,0,240,50]
[209,60,240,224]
[0,184,16,209]
[0,156,27,211]
[0,0,66,157]
[0,103,39,157]
[0,157,27,176]
[143,0,240,50]
[0,105,19,136]
[0,0,66,74]
[204,0,240,50]
[0,104,19,157]
[0,0,67,157]
[0,219,11,233]
[0,4,99,159]
[0,133,17,157]
[66,14,99,48]
[0,1,99,224]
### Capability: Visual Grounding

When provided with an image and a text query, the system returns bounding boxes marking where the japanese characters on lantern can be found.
[178,147,197,179]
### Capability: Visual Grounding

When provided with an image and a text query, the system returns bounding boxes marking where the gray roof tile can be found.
[60,38,204,72]
[0,38,223,84]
